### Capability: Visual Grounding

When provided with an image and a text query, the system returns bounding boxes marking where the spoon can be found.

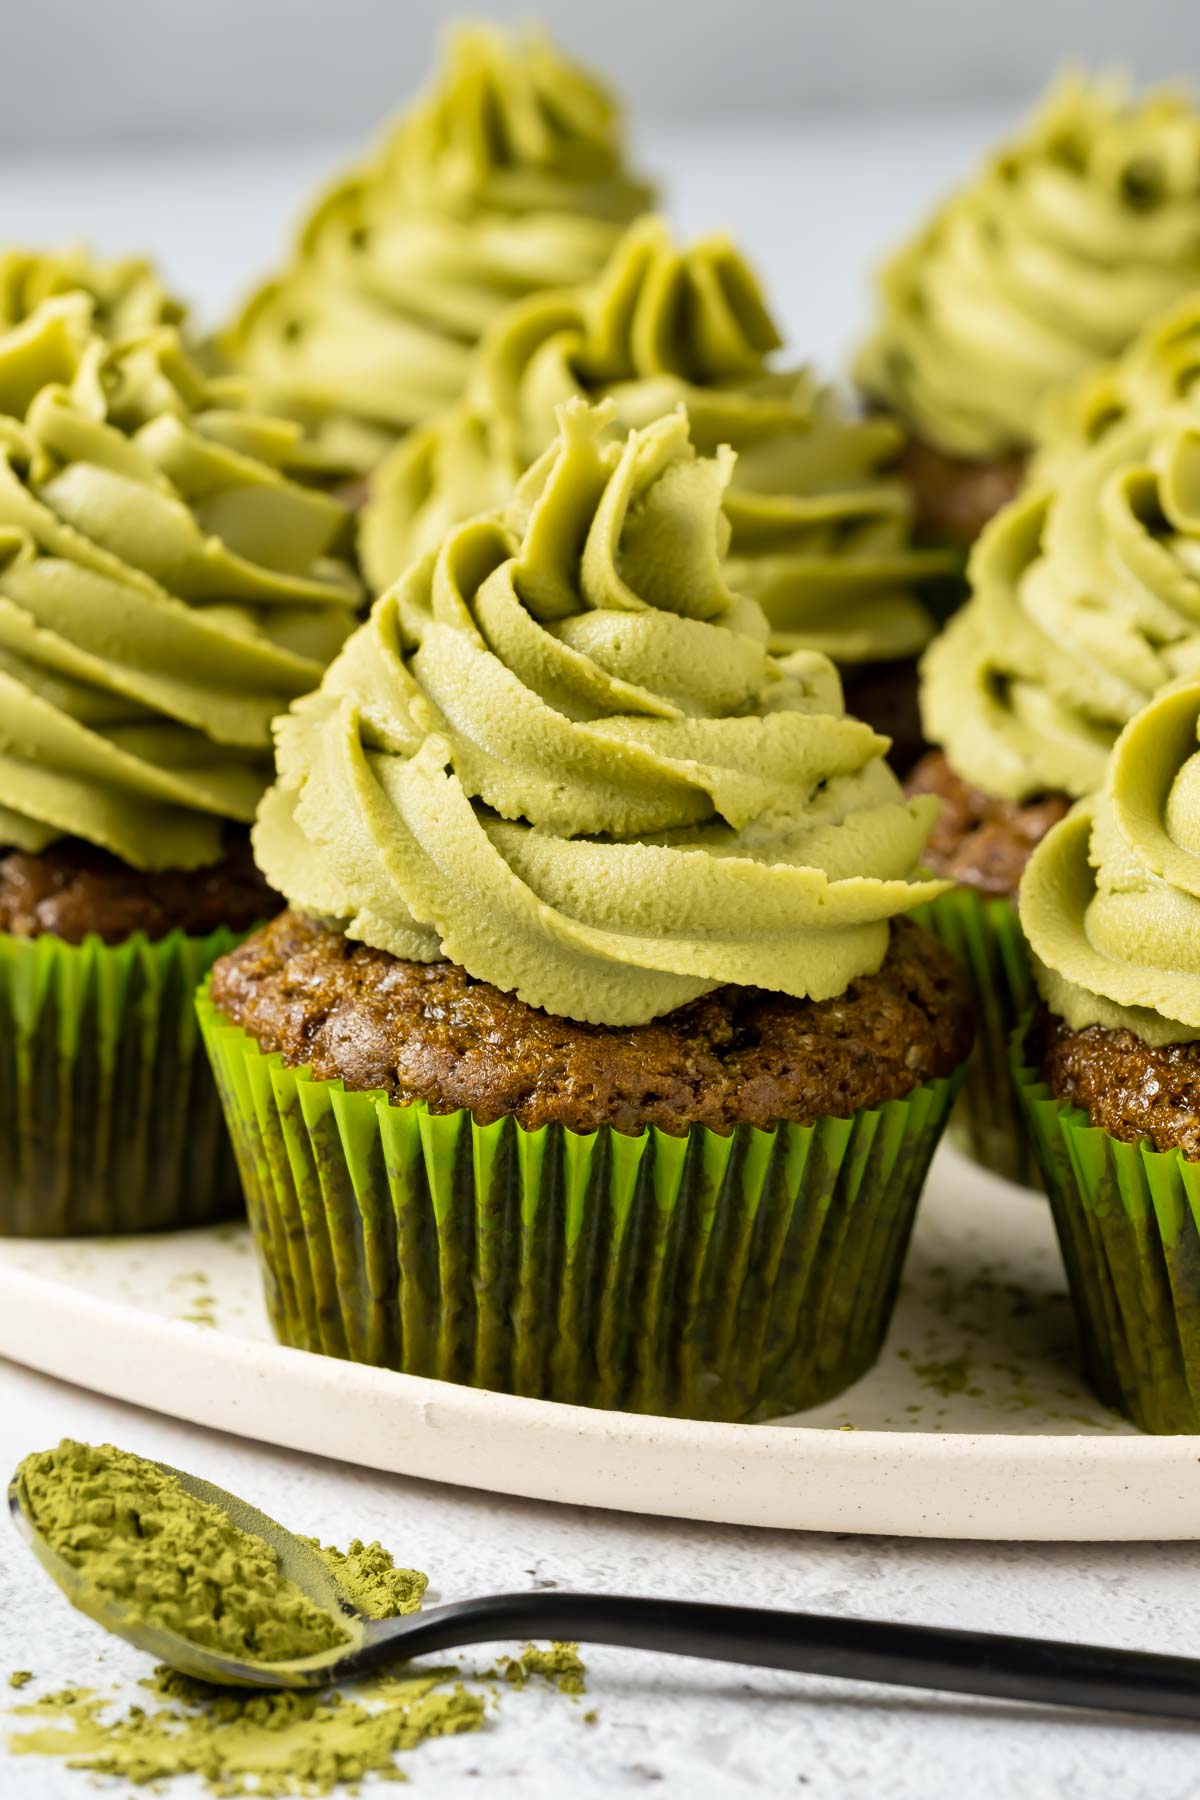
[11,1457,1200,1722]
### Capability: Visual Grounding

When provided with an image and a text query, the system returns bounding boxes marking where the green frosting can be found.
[1020,677,1200,1045]
[362,217,947,665]
[0,299,360,869]
[920,402,1200,803]
[0,244,186,339]
[18,1441,349,1662]
[1035,288,1200,480]
[856,74,1200,460]
[223,25,653,472]
[257,400,947,1026]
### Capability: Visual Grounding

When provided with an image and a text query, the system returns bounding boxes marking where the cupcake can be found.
[1014,677,1200,1431]
[0,298,360,1236]
[362,217,953,766]
[221,25,653,478]
[200,400,971,1422]
[856,73,1200,549]
[908,393,1200,1183]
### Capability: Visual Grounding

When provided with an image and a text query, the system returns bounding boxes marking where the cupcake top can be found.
[0,299,361,872]
[0,244,187,339]
[362,217,947,664]
[1021,677,1200,1047]
[1035,289,1200,479]
[856,74,1200,462]
[920,401,1200,803]
[222,25,653,472]
[256,401,948,1026]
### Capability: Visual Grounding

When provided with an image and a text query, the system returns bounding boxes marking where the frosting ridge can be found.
[0,302,360,870]
[362,217,947,664]
[222,26,653,469]
[921,401,1200,802]
[856,74,1200,460]
[257,401,947,1026]
[1021,677,1200,1045]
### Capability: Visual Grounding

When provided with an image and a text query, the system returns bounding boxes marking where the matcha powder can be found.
[7,1439,588,1795]
[18,1442,352,1664]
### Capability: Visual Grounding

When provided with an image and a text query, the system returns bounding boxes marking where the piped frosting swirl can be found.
[222,26,653,471]
[1021,677,1200,1045]
[362,217,947,664]
[257,401,947,1026]
[0,300,360,870]
[921,401,1200,803]
[856,74,1200,461]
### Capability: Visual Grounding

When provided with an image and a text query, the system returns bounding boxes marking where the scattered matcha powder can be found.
[8,1440,588,1795]
[7,1671,33,1690]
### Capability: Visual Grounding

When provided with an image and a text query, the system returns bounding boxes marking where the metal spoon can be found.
[10,1457,1200,1721]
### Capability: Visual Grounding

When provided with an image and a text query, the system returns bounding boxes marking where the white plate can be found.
[1,1143,1194,1540]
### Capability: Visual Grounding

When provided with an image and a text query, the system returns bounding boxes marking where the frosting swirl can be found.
[856,74,1200,461]
[921,402,1200,802]
[222,26,652,471]
[362,218,947,664]
[1035,289,1200,480]
[1021,678,1200,1046]
[257,403,946,1026]
[0,244,186,340]
[0,300,361,870]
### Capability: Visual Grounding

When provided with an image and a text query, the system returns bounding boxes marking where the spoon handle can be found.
[376,1591,1200,1723]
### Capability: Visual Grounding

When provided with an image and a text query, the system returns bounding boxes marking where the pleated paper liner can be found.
[0,927,249,1238]
[199,986,964,1423]
[916,888,1039,1188]
[1010,1014,1200,1434]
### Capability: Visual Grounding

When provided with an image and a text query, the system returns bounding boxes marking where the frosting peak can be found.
[856,73,1200,460]
[1021,678,1200,1045]
[222,27,653,469]
[0,302,360,870]
[362,217,948,666]
[257,402,946,1026]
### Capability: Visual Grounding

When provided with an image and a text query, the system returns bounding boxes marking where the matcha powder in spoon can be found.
[7,1441,586,1795]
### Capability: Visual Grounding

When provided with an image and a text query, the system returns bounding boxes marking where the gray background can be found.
[7,0,1200,149]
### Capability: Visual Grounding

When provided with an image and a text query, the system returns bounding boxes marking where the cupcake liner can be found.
[199,986,964,1422]
[1010,1016,1200,1434]
[916,888,1039,1188]
[0,927,249,1238]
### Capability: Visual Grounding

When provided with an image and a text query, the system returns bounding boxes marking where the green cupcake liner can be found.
[198,985,964,1422]
[0,927,249,1238]
[916,888,1039,1188]
[1010,1016,1200,1434]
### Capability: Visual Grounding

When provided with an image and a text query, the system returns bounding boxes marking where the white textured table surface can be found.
[4,116,1200,1799]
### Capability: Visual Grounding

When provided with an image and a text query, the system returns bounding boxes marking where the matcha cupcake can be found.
[363,217,952,765]
[908,393,1200,1183]
[221,25,653,478]
[0,298,360,1236]
[200,401,971,1422]
[1014,677,1200,1432]
[856,73,1200,549]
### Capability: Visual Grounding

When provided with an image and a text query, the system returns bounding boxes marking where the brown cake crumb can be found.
[1038,1010,1200,1159]
[894,434,1027,548]
[210,911,973,1136]
[0,835,279,945]
[906,749,1070,901]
